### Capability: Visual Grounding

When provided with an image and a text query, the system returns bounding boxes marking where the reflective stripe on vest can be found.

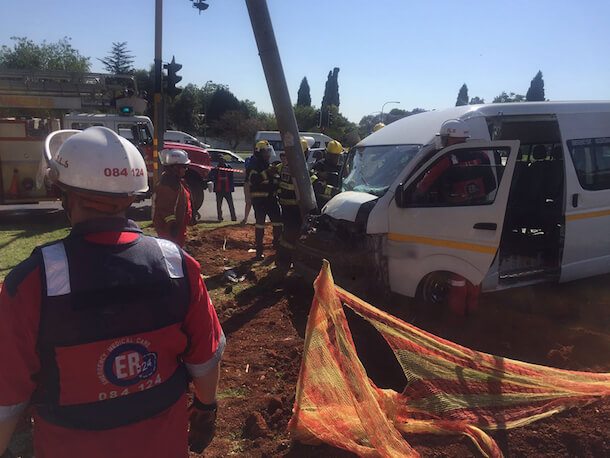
[154,238,184,279]
[41,243,71,296]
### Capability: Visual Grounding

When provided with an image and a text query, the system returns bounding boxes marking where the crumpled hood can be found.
[322,191,378,223]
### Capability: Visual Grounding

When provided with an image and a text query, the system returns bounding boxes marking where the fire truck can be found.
[0,70,210,210]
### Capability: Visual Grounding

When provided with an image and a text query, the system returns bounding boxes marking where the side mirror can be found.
[394,184,411,208]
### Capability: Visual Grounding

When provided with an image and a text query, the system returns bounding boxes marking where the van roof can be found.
[64,113,151,122]
[359,101,610,147]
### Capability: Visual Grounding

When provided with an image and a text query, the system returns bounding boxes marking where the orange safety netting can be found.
[288,261,610,457]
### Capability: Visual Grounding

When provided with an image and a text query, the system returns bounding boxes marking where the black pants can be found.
[215,191,236,221]
[277,204,302,267]
[252,197,283,256]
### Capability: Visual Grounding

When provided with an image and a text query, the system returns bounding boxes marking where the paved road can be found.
[0,186,255,223]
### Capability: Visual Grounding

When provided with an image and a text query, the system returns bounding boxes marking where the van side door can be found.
[559,112,610,281]
[387,140,519,298]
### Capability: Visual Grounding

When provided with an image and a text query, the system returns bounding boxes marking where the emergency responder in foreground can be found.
[311,139,344,210]
[437,119,483,316]
[276,137,309,269]
[373,122,385,132]
[152,149,193,247]
[247,140,283,260]
[0,127,224,458]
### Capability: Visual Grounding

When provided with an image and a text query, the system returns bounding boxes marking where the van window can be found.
[71,122,103,130]
[342,144,420,196]
[567,138,610,190]
[406,147,510,207]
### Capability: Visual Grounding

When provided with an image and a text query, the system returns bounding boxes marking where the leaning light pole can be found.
[245,0,317,214]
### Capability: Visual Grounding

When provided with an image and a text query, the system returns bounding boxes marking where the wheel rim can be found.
[423,273,450,304]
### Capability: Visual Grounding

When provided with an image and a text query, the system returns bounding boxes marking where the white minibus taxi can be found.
[300,102,610,302]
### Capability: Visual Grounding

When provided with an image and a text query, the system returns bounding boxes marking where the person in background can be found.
[311,140,344,210]
[153,149,193,247]
[209,156,237,222]
[0,127,224,458]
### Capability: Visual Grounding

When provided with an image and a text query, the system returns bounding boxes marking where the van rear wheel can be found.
[418,272,451,305]
[185,174,205,214]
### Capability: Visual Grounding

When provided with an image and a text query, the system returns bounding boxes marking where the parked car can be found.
[164,130,211,149]
[208,149,247,185]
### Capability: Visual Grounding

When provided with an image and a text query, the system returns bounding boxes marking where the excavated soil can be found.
[183,225,610,458]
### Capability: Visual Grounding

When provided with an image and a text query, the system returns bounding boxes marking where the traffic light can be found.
[164,56,182,98]
[315,109,321,127]
[328,109,334,126]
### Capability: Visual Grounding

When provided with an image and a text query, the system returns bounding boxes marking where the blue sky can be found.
[2,0,609,122]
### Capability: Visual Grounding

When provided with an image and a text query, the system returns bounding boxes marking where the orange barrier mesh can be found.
[288,261,610,457]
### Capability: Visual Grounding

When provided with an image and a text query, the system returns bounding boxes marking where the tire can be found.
[418,271,451,305]
[185,173,205,214]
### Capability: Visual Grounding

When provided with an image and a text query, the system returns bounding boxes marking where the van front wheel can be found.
[418,272,451,305]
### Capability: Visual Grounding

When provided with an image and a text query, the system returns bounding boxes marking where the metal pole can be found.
[245,0,317,214]
[203,80,212,143]
[153,0,164,185]
[380,100,400,124]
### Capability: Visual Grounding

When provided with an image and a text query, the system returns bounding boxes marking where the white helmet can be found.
[44,126,148,196]
[160,148,191,165]
[439,119,470,139]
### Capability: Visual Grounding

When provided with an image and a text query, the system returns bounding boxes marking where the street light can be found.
[380,101,400,124]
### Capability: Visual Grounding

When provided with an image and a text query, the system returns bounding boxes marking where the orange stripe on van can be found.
[566,209,610,221]
[387,233,497,254]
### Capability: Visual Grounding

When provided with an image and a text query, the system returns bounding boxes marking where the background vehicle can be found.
[296,101,610,304]
[208,148,246,185]
[165,130,211,148]
[254,131,333,155]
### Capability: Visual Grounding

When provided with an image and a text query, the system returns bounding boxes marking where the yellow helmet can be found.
[373,122,385,132]
[255,140,270,152]
[300,137,309,152]
[326,140,343,155]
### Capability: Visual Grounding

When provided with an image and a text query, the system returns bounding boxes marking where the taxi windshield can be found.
[342,144,421,196]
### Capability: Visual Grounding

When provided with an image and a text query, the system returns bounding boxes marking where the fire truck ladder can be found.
[0,70,138,111]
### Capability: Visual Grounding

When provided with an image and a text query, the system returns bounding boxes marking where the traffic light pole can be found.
[153,0,164,185]
[245,0,317,215]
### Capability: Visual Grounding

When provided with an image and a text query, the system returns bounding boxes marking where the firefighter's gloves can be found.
[188,397,218,453]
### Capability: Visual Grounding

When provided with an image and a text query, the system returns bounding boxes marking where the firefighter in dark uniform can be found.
[0,127,224,458]
[311,140,344,210]
[276,137,310,269]
[247,140,283,260]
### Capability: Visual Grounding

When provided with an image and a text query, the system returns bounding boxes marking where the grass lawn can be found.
[0,213,233,283]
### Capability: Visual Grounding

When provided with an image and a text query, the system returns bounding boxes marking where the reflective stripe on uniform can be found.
[0,402,28,422]
[271,222,284,227]
[41,242,71,296]
[164,215,177,223]
[185,332,226,377]
[280,181,295,190]
[280,238,296,250]
[251,192,268,198]
[255,224,265,229]
[154,238,184,279]
[324,185,335,196]
[280,198,298,205]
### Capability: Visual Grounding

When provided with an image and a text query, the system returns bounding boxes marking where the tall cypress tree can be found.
[455,83,469,106]
[321,67,340,109]
[526,70,545,101]
[296,77,311,106]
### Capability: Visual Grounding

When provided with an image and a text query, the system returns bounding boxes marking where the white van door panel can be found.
[558,113,610,282]
[386,140,520,297]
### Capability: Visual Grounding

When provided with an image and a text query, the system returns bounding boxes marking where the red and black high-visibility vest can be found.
[215,170,231,193]
[32,219,191,430]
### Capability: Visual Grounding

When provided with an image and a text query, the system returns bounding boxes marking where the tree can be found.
[321,67,340,111]
[0,36,90,72]
[526,70,545,101]
[206,86,242,123]
[469,96,485,105]
[212,110,264,149]
[99,42,134,74]
[493,91,526,103]
[296,77,311,106]
[456,83,469,106]
[294,105,318,131]
[133,67,154,118]
[168,83,200,133]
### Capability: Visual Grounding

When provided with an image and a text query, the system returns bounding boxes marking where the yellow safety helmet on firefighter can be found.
[373,122,385,132]
[255,140,271,153]
[326,140,343,155]
[44,126,148,196]
[300,137,309,152]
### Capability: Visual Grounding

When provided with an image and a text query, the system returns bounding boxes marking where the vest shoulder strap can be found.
[41,242,70,297]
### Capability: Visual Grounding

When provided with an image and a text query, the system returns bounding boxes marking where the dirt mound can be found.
[183,225,610,457]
